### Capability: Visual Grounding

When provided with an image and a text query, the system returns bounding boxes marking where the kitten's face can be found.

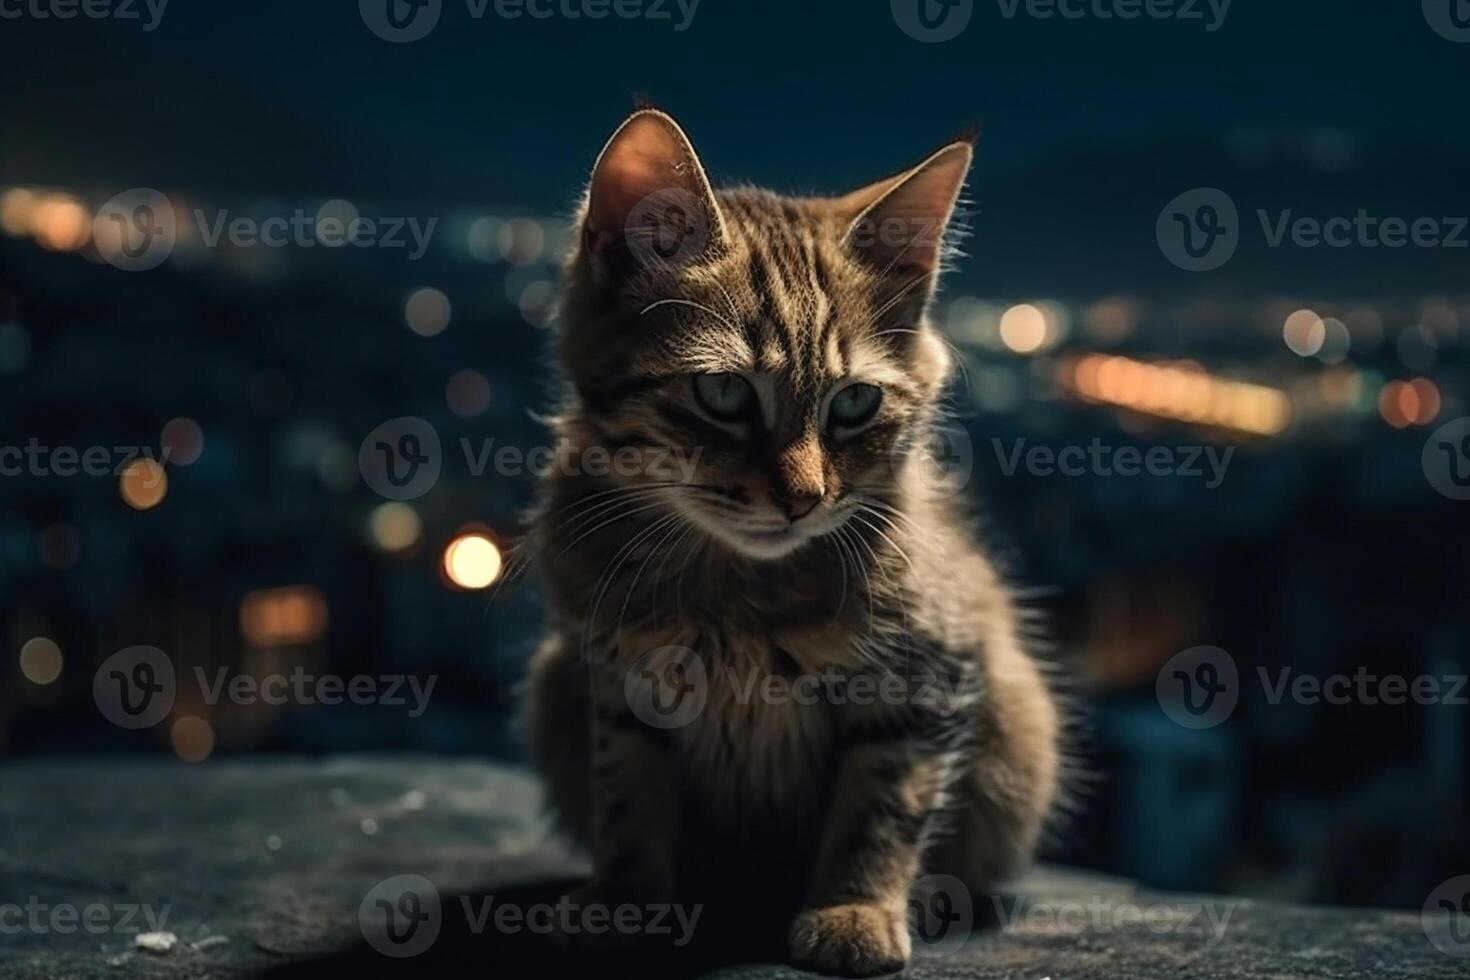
[557,111,969,562]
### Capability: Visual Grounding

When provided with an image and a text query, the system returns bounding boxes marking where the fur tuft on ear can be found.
[843,140,974,280]
[579,109,727,272]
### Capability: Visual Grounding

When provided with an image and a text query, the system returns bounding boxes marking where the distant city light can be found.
[1,187,38,236]
[1315,317,1351,365]
[239,585,328,648]
[1395,324,1438,371]
[443,533,503,590]
[19,637,63,686]
[170,716,215,763]
[467,216,502,263]
[1282,309,1325,357]
[404,286,452,337]
[446,368,493,418]
[999,303,1049,354]
[500,218,546,266]
[161,417,205,466]
[119,459,169,510]
[313,199,359,247]
[1066,353,1292,437]
[369,502,423,554]
[31,194,91,252]
[1083,297,1140,344]
[1379,378,1441,428]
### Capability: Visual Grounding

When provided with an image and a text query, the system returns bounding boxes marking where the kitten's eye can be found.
[829,383,882,428]
[693,373,755,421]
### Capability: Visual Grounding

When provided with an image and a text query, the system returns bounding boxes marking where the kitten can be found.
[522,108,1060,975]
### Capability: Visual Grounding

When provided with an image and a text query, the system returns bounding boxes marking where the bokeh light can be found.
[170,716,216,763]
[368,502,423,554]
[119,459,169,510]
[443,533,503,590]
[19,637,63,686]
[446,368,493,418]
[161,417,205,466]
[404,286,452,337]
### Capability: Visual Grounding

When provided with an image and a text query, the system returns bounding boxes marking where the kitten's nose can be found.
[780,493,822,522]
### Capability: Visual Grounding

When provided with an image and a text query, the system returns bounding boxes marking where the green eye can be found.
[830,383,882,427]
[693,373,755,421]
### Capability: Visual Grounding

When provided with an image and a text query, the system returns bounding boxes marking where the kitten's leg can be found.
[525,635,681,947]
[789,742,954,976]
[928,636,1059,893]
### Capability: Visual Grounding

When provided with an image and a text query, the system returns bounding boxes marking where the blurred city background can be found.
[2,0,1467,919]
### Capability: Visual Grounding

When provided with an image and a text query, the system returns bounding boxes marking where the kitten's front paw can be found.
[788,902,910,976]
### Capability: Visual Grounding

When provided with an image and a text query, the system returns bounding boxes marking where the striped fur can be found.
[522,110,1060,975]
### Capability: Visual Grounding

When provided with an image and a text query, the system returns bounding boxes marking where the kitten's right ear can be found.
[578,109,727,275]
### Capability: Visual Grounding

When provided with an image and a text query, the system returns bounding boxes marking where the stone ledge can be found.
[0,756,1456,978]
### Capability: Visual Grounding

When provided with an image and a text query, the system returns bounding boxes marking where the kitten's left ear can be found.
[842,140,973,279]
[579,109,728,274]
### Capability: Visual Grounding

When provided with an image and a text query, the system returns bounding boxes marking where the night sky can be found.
[3,1,1467,206]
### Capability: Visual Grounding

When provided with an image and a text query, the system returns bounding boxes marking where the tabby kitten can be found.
[523,109,1060,975]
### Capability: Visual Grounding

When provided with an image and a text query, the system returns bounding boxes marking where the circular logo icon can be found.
[901,421,975,501]
[1423,417,1470,501]
[1424,0,1470,42]
[93,189,177,272]
[891,0,973,42]
[1156,188,1239,272]
[360,0,442,42]
[1156,645,1239,730]
[93,646,176,730]
[1423,875,1470,958]
[909,874,973,957]
[624,646,707,730]
[359,417,442,501]
[624,188,713,271]
[359,874,442,958]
